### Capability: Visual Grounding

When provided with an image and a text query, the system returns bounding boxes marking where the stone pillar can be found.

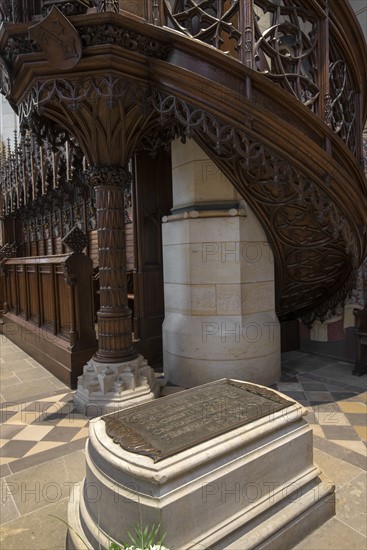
[74,166,159,415]
[162,139,280,387]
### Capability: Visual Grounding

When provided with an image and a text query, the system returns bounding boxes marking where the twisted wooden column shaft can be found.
[90,166,137,363]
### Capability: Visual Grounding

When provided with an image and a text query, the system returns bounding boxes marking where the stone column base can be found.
[73,355,160,416]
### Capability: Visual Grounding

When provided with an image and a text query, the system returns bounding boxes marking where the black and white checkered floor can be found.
[0,340,366,549]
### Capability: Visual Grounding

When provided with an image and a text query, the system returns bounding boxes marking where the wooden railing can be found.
[0,0,364,160]
[1,253,95,346]
[0,253,97,386]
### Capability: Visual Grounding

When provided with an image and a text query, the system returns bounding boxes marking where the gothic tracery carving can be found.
[151,89,362,321]
[164,0,242,58]
[253,0,320,109]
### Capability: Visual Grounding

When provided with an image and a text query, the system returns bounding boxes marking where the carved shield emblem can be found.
[29,6,82,70]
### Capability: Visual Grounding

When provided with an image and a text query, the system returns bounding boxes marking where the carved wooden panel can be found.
[16,265,27,318]
[39,266,55,330]
[164,0,242,59]
[328,41,358,156]
[253,0,320,110]
[55,266,70,338]
[7,266,16,313]
[26,266,39,323]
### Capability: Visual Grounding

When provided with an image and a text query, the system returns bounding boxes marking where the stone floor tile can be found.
[353,426,367,441]
[41,426,81,442]
[1,440,36,458]
[305,391,333,401]
[338,402,367,414]
[293,517,367,549]
[336,472,367,536]
[0,497,69,549]
[22,441,65,457]
[16,366,53,383]
[9,438,86,474]
[301,382,328,391]
[3,450,86,516]
[344,413,367,426]
[313,448,364,488]
[0,481,20,525]
[313,435,367,470]
[322,425,361,440]
[0,375,22,387]
[316,368,367,388]
[276,382,304,391]
[331,440,367,456]
[356,391,367,402]
[314,411,351,427]
[0,463,12,478]
[281,351,310,362]
[310,424,325,438]
[1,424,28,440]
[1,379,64,402]
[331,392,361,402]
[281,390,307,401]
[12,425,54,441]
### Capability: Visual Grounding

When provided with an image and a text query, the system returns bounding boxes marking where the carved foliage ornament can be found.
[79,23,171,59]
[89,165,132,188]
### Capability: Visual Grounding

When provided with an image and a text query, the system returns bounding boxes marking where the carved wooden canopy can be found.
[0,1,366,324]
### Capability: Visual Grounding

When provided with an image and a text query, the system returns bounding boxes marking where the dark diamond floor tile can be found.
[23,401,56,412]
[330,392,359,401]
[1,439,36,458]
[309,400,335,406]
[41,426,80,442]
[35,412,70,424]
[280,376,299,383]
[322,425,361,440]
[304,391,333,401]
[281,391,307,400]
[344,413,367,425]
[0,408,19,423]
[301,382,328,391]
[0,424,26,439]
[313,435,367,470]
[322,380,348,390]
[297,373,328,381]
[8,437,86,474]
[343,385,367,393]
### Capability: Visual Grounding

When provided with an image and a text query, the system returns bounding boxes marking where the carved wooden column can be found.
[90,165,137,363]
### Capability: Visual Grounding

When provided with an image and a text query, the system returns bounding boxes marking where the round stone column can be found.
[162,139,281,387]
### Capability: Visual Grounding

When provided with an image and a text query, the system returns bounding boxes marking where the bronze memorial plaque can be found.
[102,379,293,462]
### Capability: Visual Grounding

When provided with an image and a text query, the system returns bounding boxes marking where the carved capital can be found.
[89,166,132,188]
